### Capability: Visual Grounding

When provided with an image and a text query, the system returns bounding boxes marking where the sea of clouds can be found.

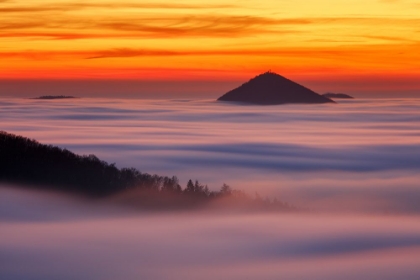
[1,186,420,280]
[1,97,420,279]
[1,97,420,213]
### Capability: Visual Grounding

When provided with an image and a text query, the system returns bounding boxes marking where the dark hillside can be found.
[0,131,177,196]
[0,131,293,211]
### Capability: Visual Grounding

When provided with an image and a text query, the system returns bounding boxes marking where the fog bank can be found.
[1,97,420,213]
[1,186,420,280]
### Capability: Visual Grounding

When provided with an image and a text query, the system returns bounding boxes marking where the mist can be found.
[1,185,420,280]
[1,97,420,213]
[2,96,420,279]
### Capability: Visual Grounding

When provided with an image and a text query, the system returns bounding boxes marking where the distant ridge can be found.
[322,93,354,99]
[218,71,334,105]
[32,95,77,100]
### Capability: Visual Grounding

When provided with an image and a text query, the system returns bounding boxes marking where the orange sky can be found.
[1,0,420,95]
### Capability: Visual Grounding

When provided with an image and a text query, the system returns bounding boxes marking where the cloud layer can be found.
[1,96,420,279]
[1,186,420,279]
[1,97,420,212]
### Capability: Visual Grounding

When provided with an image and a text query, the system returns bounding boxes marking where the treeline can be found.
[0,131,292,210]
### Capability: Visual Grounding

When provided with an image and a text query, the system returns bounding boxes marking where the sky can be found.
[1,0,420,96]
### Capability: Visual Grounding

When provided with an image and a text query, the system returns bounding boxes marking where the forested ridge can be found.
[0,131,292,210]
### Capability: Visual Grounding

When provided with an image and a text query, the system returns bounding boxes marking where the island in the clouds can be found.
[218,71,334,105]
[32,95,77,99]
[322,93,354,99]
[0,131,293,212]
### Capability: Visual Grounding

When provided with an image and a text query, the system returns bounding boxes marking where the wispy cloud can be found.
[2,42,419,61]
[0,48,286,60]
[1,13,418,40]
[0,11,310,39]
[0,2,238,13]
[1,0,419,79]
[360,34,418,43]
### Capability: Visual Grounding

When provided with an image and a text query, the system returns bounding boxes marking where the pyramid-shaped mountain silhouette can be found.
[218,72,334,105]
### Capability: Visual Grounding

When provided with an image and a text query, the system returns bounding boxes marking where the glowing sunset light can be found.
[3,2,420,279]
[1,0,419,95]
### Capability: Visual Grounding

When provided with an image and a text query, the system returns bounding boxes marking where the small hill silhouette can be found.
[218,71,334,105]
[32,95,77,100]
[322,93,354,99]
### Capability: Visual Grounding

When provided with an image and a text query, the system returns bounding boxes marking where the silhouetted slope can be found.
[218,72,334,105]
[0,131,177,196]
[0,131,293,211]
[322,93,354,99]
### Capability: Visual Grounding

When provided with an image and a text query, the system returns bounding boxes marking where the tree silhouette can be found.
[220,183,232,195]
[185,179,195,193]
[0,131,294,211]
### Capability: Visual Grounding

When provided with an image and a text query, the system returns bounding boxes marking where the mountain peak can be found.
[218,72,334,105]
